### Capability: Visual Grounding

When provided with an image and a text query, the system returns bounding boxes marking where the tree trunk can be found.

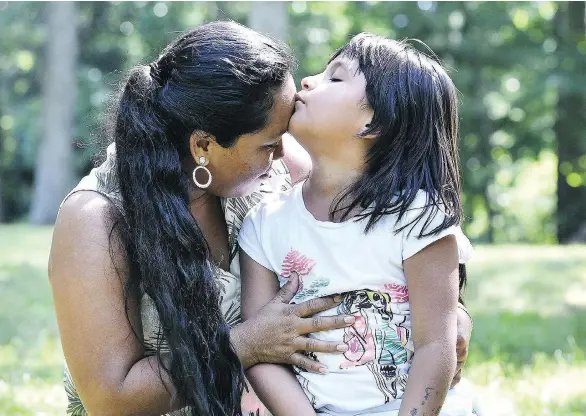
[555,2,586,243]
[0,107,4,223]
[248,1,289,42]
[29,2,78,224]
[0,65,8,223]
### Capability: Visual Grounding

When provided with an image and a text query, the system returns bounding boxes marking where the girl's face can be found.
[288,57,373,157]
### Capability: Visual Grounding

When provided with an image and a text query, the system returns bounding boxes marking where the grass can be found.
[0,224,585,415]
[463,245,586,415]
[0,224,66,415]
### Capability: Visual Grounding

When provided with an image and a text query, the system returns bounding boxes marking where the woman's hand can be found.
[452,304,473,388]
[233,273,354,374]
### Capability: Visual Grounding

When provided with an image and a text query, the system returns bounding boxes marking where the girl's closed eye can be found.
[329,72,342,82]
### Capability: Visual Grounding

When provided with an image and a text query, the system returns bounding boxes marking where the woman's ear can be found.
[189,130,215,162]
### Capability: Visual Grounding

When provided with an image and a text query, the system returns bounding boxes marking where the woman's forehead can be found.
[270,77,296,130]
[245,79,295,143]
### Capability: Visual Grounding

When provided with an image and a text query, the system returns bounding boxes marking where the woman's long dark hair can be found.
[110,21,294,415]
[330,34,466,292]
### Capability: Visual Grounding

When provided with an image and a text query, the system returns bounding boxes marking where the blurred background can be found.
[0,1,584,415]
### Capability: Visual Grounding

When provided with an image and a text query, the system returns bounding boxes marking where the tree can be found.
[555,1,586,242]
[248,1,288,42]
[29,2,78,224]
[1,1,583,242]
[0,109,4,222]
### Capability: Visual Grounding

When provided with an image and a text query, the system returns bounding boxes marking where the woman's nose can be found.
[273,139,285,161]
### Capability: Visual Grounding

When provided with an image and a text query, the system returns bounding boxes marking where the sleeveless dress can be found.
[60,143,291,416]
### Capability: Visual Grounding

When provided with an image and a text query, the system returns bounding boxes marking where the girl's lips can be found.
[294,93,305,104]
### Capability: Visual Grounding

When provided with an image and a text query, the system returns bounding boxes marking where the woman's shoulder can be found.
[50,191,122,285]
[57,191,116,231]
[60,142,123,214]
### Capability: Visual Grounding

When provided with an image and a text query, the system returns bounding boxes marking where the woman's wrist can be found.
[231,321,259,369]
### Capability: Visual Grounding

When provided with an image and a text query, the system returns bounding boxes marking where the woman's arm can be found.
[240,250,317,416]
[398,235,460,416]
[50,192,181,416]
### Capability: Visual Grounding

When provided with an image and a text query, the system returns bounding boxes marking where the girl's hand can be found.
[452,304,472,388]
[234,273,354,374]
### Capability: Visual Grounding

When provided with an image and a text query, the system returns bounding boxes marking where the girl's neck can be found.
[303,156,364,222]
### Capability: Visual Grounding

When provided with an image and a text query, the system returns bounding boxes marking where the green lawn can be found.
[0,224,585,415]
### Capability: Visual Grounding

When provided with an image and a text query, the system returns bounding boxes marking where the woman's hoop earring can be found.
[193,156,212,189]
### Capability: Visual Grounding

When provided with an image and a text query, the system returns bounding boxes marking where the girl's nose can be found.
[301,73,321,91]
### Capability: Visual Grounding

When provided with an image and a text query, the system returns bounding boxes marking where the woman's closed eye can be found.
[263,141,281,151]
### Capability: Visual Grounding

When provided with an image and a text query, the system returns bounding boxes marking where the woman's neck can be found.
[187,182,230,271]
[188,183,213,206]
[188,184,221,222]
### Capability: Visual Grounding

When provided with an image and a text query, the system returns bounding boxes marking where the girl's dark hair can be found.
[111,21,294,415]
[330,34,465,291]
[331,33,462,236]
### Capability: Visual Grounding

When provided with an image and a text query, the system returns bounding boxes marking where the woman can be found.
[49,21,472,416]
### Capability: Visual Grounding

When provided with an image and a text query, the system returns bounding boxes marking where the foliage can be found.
[0,1,585,241]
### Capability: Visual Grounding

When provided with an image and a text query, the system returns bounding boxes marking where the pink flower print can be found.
[383,283,409,303]
[280,249,317,292]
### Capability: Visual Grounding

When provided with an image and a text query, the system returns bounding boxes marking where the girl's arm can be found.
[399,235,460,416]
[240,249,317,416]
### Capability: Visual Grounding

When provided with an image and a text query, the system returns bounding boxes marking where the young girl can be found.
[239,34,476,416]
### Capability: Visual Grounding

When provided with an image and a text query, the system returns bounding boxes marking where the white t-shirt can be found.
[239,183,473,415]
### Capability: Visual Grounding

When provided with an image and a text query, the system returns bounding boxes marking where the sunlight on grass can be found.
[465,245,586,415]
[0,225,67,415]
[0,225,585,415]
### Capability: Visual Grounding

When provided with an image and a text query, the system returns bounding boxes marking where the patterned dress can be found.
[60,143,291,416]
